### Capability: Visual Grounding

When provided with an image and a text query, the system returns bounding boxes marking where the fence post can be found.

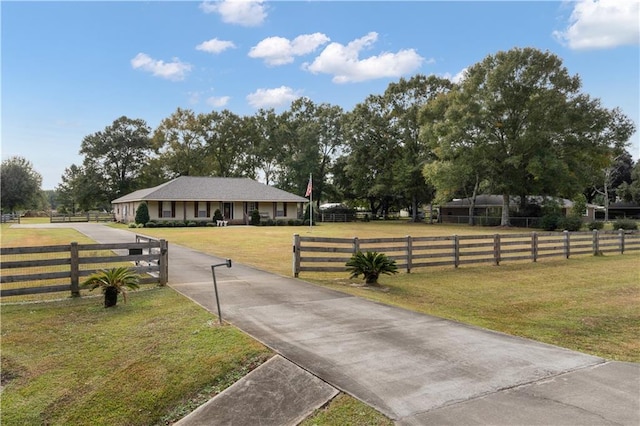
[453,235,459,268]
[592,229,599,255]
[406,235,413,273]
[563,230,570,259]
[70,242,80,297]
[531,232,538,262]
[493,234,501,266]
[292,234,301,277]
[619,229,625,254]
[353,237,360,254]
[159,239,168,285]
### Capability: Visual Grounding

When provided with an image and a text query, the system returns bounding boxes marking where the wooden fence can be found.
[1,213,21,224]
[0,236,168,298]
[292,230,639,277]
[50,212,115,223]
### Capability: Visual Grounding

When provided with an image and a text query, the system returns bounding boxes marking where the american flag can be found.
[305,176,312,197]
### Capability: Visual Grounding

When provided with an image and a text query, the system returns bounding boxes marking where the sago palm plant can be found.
[82,267,140,307]
[345,251,398,285]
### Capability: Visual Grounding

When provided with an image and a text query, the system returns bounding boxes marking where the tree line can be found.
[2,48,638,225]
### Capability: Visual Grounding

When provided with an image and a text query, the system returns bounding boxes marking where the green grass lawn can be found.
[2,219,638,425]
[1,288,272,426]
[133,221,640,362]
[1,220,392,425]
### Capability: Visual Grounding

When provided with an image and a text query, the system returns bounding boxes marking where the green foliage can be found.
[570,194,587,218]
[612,219,638,230]
[250,209,261,225]
[540,214,561,231]
[80,116,153,204]
[213,209,224,222]
[346,251,398,285]
[587,221,604,231]
[422,47,635,226]
[135,202,150,225]
[82,267,140,307]
[557,216,583,232]
[1,156,43,213]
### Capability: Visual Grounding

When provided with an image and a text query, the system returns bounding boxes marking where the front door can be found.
[223,202,232,220]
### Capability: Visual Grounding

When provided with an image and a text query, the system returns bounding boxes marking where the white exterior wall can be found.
[114,200,303,223]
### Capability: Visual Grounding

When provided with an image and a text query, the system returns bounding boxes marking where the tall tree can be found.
[152,108,207,178]
[252,109,288,185]
[80,116,153,202]
[427,47,635,226]
[199,110,257,178]
[56,164,106,212]
[617,160,640,204]
[385,75,452,221]
[421,84,492,224]
[1,156,43,212]
[279,98,344,202]
[340,94,400,217]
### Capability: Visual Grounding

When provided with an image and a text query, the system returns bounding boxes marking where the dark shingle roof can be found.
[112,177,308,203]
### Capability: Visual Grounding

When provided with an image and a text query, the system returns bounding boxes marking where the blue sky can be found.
[2,0,639,190]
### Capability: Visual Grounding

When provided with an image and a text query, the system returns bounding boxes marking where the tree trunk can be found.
[500,194,511,227]
[468,173,480,226]
[104,287,118,308]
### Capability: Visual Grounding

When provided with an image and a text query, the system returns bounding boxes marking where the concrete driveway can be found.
[44,224,640,424]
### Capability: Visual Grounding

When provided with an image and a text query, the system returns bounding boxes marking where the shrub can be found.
[346,251,398,285]
[587,221,604,231]
[570,194,587,218]
[187,221,197,227]
[557,216,583,232]
[128,223,137,228]
[250,210,261,225]
[612,219,638,230]
[206,222,216,227]
[213,209,224,222]
[135,202,150,225]
[540,214,561,231]
[81,267,140,308]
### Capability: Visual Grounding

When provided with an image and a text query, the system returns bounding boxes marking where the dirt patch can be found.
[1,355,27,389]
[332,279,390,292]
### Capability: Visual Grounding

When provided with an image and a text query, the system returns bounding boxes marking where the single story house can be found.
[112,176,309,224]
[600,202,640,220]
[439,195,600,224]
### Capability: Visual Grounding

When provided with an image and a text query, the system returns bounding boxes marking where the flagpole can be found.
[309,173,313,231]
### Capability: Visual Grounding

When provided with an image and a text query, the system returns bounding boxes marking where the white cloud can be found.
[553,0,640,49]
[200,0,266,27]
[442,67,467,84]
[246,86,301,108]
[249,33,330,66]
[130,53,192,81]
[207,96,231,107]
[196,38,236,54]
[303,32,425,83]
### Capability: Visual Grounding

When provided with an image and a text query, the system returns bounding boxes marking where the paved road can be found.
[32,224,640,424]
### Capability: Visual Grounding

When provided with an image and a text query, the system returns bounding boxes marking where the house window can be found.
[247,202,258,212]
[198,202,208,218]
[276,202,286,217]
[161,201,175,218]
